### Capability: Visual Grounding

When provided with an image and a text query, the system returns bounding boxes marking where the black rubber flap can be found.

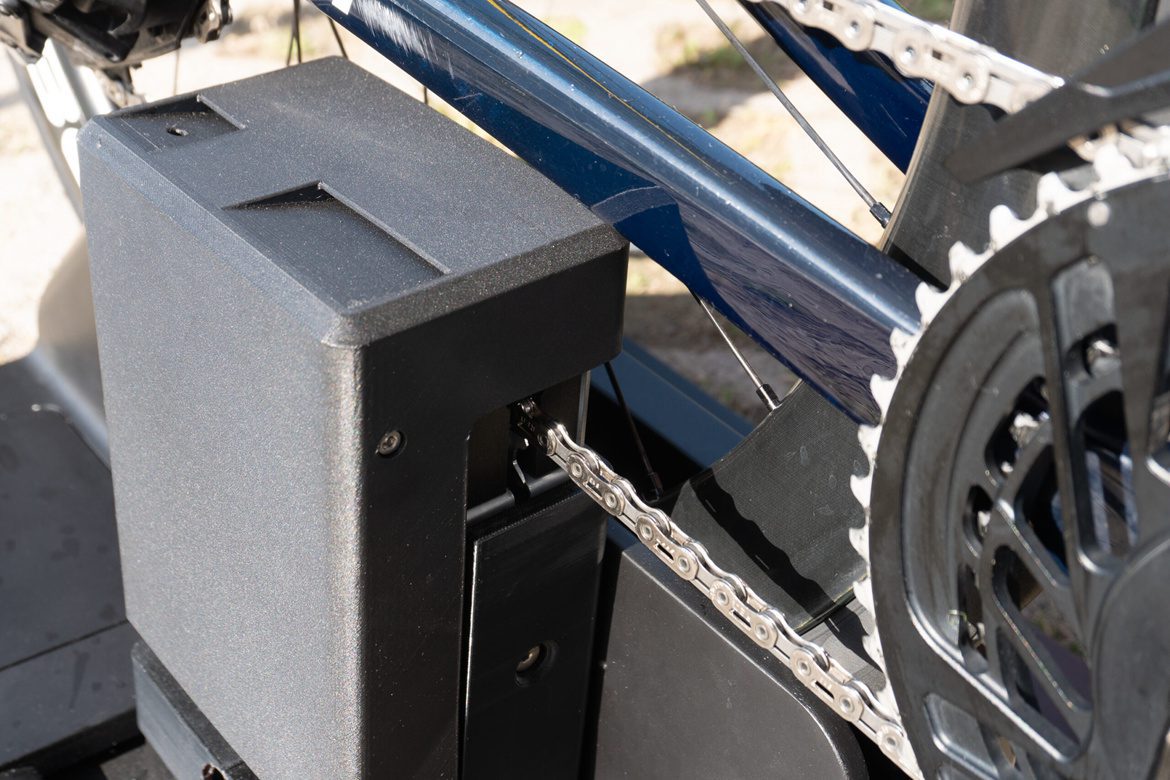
[670,384,866,631]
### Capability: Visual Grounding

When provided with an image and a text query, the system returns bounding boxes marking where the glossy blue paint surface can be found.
[740,0,931,171]
[315,0,923,422]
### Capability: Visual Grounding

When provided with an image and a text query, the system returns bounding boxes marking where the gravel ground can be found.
[0,0,928,421]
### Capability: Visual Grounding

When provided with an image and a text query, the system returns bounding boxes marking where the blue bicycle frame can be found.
[313,0,931,424]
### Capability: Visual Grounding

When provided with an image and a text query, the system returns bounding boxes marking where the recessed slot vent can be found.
[115,95,240,150]
[227,184,445,311]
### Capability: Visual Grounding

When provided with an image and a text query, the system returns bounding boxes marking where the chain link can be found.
[758,0,1064,112]
[515,402,922,778]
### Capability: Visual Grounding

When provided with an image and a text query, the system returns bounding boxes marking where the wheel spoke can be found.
[688,0,890,224]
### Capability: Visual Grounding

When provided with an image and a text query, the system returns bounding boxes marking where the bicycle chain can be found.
[753,0,1064,112]
[512,6,1165,780]
[514,401,922,778]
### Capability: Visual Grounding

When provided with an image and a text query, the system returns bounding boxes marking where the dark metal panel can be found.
[740,0,931,172]
[462,491,607,779]
[590,525,869,779]
[670,385,867,632]
[315,0,924,422]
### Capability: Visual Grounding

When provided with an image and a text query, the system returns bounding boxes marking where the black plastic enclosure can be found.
[79,57,626,779]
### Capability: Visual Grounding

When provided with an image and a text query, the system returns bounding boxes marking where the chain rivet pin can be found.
[674,548,699,581]
[793,650,814,679]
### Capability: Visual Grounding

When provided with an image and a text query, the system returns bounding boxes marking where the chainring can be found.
[869,161,1170,778]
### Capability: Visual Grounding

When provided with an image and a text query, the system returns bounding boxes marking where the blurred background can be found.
[0,0,949,421]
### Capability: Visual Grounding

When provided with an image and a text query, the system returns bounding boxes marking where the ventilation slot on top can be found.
[227,184,446,311]
[115,95,240,150]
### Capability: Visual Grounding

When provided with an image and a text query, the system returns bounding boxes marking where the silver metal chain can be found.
[751,0,1064,112]
[515,401,922,778]
[513,6,1165,779]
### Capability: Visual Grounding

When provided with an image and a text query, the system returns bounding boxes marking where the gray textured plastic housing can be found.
[79,57,626,779]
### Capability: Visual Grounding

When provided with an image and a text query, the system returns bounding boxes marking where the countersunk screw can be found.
[377,429,404,457]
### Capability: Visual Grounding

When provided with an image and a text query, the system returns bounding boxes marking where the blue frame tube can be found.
[740,0,931,171]
[314,0,922,422]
